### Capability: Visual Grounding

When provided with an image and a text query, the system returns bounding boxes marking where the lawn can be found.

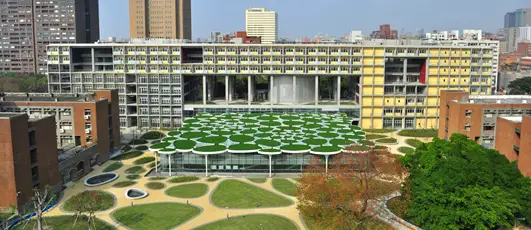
[63,191,114,212]
[135,145,148,150]
[168,176,200,183]
[206,177,219,182]
[113,181,137,188]
[406,139,424,148]
[102,162,123,172]
[125,166,146,174]
[133,157,155,165]
[113,151,143,160]
[375,138,398,144]
[194,214,297,230]
[126,174,141,180]
[398,129,438,138]
[211,180,293,208]
[365,134,388,140]
[247,178,267,183]
[166,183,209,198]
[362,128,396,133]
[398,146,415,154]
[302,213,390,230]
[13,215,114,230]
[145,182,166,190]
[272,179,297,196]
[141,131,164,140]
[112,203,201,230]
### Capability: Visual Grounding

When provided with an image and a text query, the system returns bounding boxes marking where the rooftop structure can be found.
[495,116,531,177]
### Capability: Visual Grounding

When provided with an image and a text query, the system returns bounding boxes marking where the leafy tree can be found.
[400,134,531,229]
[508,77,531,95]
[71,191,103,230]
[0,73,48,92]
[297,148,405,230]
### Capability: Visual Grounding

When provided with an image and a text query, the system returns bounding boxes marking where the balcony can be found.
[514,145,520,154]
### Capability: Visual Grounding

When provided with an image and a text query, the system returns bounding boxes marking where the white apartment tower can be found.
[246,8,278,44]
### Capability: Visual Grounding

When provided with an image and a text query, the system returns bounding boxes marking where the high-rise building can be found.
[130,0,192,40]
[370,24,398,39]
[245,8,278,44]
[0,0,100,74]
[504,8,531,28]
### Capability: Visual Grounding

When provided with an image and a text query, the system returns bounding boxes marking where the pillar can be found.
[292,75,297,104]
[247,76,252,105]
[202,75,207,105]
[154,152,158,173]
[168,154,172,177]
[225,75,229,105]
[403,58,408,82]
[229,76,233,102]
[205,155,208,177]
[337,76,341,105]
[269,155,272,178]
[315,76,319,105]
[325,155,329,174]
[208,77,214,101]
[270,76,274,105]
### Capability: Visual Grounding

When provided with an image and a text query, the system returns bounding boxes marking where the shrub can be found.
[129,139,148,145]
[149,176,167,181]
[168,176,199,183]
[398,129,438,138]
[126,174,141,180]
[362,128,396,133]
[365,134,387,140]
[141,131,165,140]
[102,162,123,172]
[121,145,132,152]
[206,177,219,182]
[145,182,165,190]
[398,146,415,154]
[135,145,148,151]
[113,180,137,188]
[375,138,398,144]
[386,196,409,220]
[406,139,424,148]
[112,151,143,160]
[358,140,375,146]
[151,140,161,144]
[125,166,146,174]
[133,157,155,165]
[63,191,114,212]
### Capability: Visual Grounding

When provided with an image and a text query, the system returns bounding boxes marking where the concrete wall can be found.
[271,76,315,104]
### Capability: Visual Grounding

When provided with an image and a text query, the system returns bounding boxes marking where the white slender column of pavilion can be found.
[247,75,252,105]
[314,75,319,105]
[292,75,297,103]
[337,76,341,105]
[309,150,342,174]
[202,75,207,105]
[205,155,208,177]
[270,76,274,105]
[168,154,172,176]
[225,75,229,105]
[154,151,158,173]
[258,150,282,178]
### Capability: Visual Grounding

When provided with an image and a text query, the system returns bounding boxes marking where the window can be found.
[384,108,393,115]
[465,110,472,117]
[464,124,471,131]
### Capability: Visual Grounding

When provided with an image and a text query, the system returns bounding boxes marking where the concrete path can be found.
[365,130,432,155]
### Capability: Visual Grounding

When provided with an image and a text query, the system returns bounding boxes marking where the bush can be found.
[121,145,132,152]
[358,140,375,146]
[375,138,398,144]
[365,134,387,140]
[206,177,219,182]
[125,166,146,174]
[141,131,165,140]
[149,176,167,181]
[126,174,141,180]
[135,145,148,151]
[102,162,123,172]
[386,196,409,220]
[398,146,415,154]
[129,139,148,145]
[406,139,424,148]
[63,191,114,212]
[363,129,396,133]
[145,182,165,190]
[133,157,155,165]
[112,151,143,160]
[113,181,137,188]
[398,129,438,138]
[168,176,199,183]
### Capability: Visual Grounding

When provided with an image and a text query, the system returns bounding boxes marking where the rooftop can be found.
[0,113,26,119]
[467,95,531,104]
[500,116,523,123]
[0,92,99,103]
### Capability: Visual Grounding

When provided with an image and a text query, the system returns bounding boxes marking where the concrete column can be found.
[168,154,172,177]
[202,75,207,105]
[325,155,329,174]
[269,155,272,178]
[247,76,252,105]
[225,75,229,105]
[292,76,297,104]
[205,155,208,177]
[403,59,408,83]
[154,152,158,173]
[270,76,274,105]
[315,76,319,105]
[251,76,256,101]
[332,77,337,101]
[229,76,233,102]
[337,76,341,105]
[207,77,214,101]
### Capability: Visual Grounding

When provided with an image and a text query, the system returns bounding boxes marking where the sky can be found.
[99,0,530,40]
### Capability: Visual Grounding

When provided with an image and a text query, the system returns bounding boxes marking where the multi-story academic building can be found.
[46,40,499,130]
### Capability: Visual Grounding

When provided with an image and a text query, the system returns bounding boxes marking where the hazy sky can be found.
[99,0,530,40]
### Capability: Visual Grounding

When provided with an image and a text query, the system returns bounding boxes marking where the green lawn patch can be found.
[302,138,327,146]
[329,139,354,146]
[255,139,281,147]
[272,179,297,197]
[312,146,342,153]
[113,181,137,188]
[168,176,200,183]
[198,136,228,144]
[317,132,339,138]
[362,128,396,133]
[365,134,388,140]
[173,140,197,150]
[102,162,123,172]
[247,178,267,184]
[129,139,148,145]
[63,191,114,212]
[150,142,171,150]
[166,183,209,198]
[135,145,148,151]
[398,129,438,138]
[133,157,155,165]
[113,151,143,160]
[126,174,141,180]
[149,176,167,181]
[229,144,260,151]
[206,177,219,182]
[406,139,424,148]
[125,166,146,174]
[281,144,311,152]
[141,131,165,140]
[211,180,292,208]
[147,162,156,168]
[375,138,398,144]
[13,215,114,230]
[194,145,226,152]
[398,146,415,154]
[112,203,201,230]
[145,182,165,190]
[194,214,297,230]
[230,134,254,143]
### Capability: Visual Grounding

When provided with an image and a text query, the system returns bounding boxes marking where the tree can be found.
[71,191,103,230]
[17,186,55,230]
[400,134,531,229]
[508,77,531,95]
[297,148,405,230]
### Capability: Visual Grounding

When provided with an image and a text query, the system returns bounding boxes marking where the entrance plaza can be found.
[149,113,366,177]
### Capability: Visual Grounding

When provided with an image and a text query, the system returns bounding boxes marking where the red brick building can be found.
[494,116,531,177]
[0,114,61,209]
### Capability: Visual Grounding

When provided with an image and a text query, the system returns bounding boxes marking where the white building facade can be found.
[246,8,278,44]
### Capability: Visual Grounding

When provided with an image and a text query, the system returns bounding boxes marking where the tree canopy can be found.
[508,77,531,95]
[0,73,48,92]
[400,133,531,229]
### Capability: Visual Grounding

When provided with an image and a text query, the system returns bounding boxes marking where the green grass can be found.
[302,213,390,230]
[145,182,166,190]
[365,134,388,140]
[230,134,254,143]
[112,203,201,230]
[398,129,438,138]
[398,146,415,154]
[125,166,146,174]
[147,162,156,168]
[375,138,398,144]
[149,176,167,181]
[302,138,328,146]
[141,131,165,140]
[129,139,148,145]
[126,174,141,180]
[272,179,297,196]
[133,157,155,165]
[113,180,137,188]
[206,177,220,182]
[211,180,293,208]
[63,191,114,212]
[122,145,132,152]
[13,215,114,230]
[150,142,171,150]
[362,128,396,133]
[198,135,228,144]
[166,183,209,198]
[228,144,260,151]
[194,145,226,152]
[135,145,148,151]
[113,151,143,160]
[406,139,424,148]
[168,176,200,183]
[194,214,297,230]
[281,144,311,151]
[102,162,123,172]
[247,178,267,183]
[311,146,342,153]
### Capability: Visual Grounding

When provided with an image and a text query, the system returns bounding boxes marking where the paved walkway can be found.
[365,130,432,155]
[44,151,307,230]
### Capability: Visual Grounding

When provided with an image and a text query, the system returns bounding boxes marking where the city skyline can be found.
[100,0,530,40]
